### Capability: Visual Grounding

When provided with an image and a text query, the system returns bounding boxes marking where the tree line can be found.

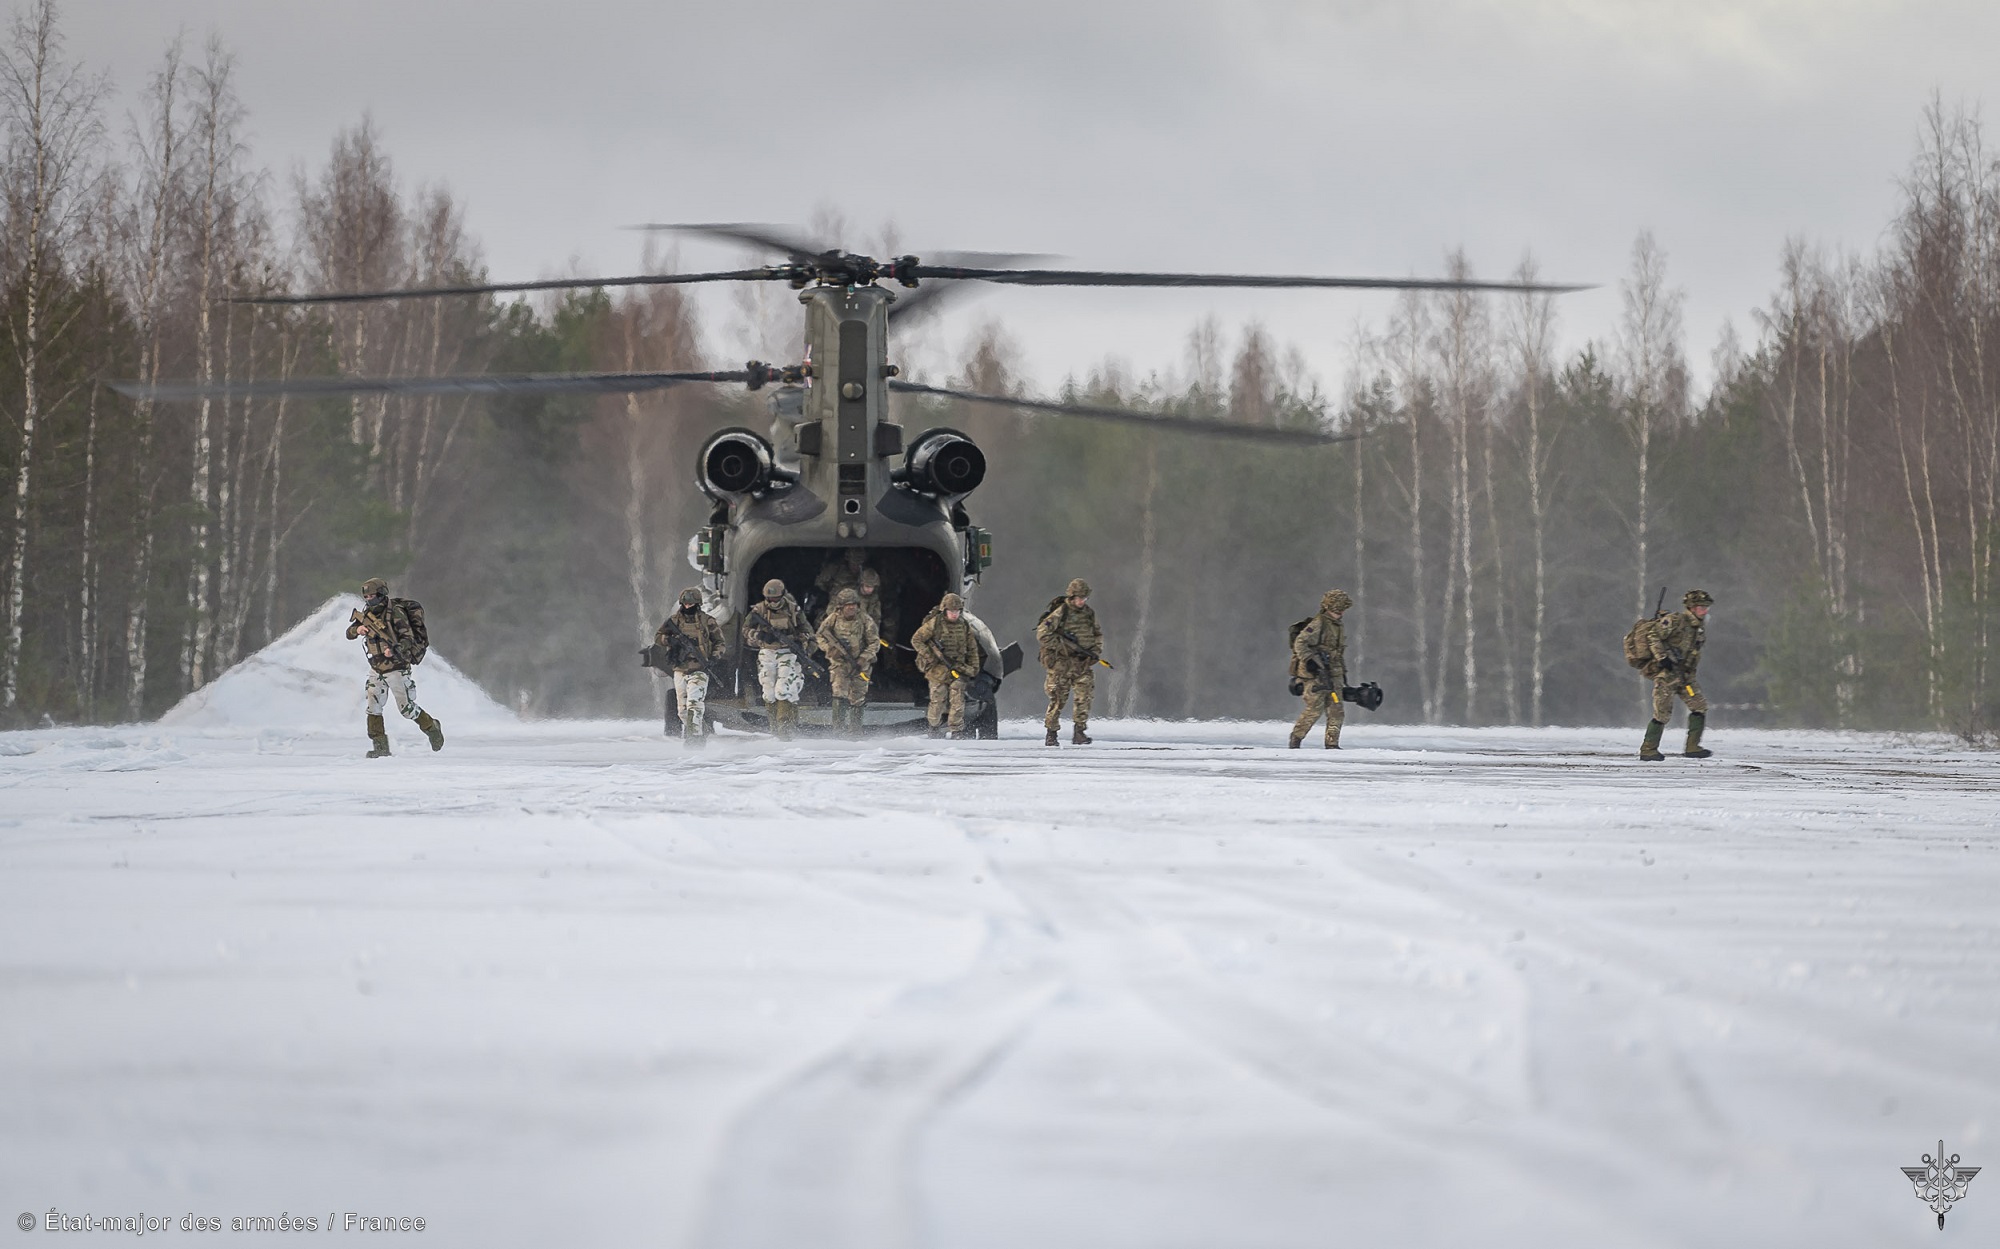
[0,1,1993,736]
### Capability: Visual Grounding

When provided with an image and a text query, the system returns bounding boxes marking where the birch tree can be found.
[1,0,103,710]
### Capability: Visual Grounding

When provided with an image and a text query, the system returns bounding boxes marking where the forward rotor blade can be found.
[230,270,776,306]
[906,265,1590,294]
[626,222,827,262]
[109,369,754,402]
[888,380,1352,446]
[888,251,1058,324]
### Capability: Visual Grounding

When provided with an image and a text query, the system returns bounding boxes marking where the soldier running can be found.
[1641,588,1714,760]
[746,578,812,740]
[912,591,984,738]
[344,577,444,759]
[1036,577,1103,746]
[1290,588,1351,750]
[656,588,724,747]
[815,587,879,737]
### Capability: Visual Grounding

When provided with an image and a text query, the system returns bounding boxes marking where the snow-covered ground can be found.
[5,709,1997,1247]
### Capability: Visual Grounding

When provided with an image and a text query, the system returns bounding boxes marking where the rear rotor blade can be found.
[230,270,777,306]
[109,368,755,402]
[888,380,1352,446]
[888,251,1057,324]
[906,266,1590,294]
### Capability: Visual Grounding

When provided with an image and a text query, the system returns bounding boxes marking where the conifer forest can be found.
[2,2,1997,737]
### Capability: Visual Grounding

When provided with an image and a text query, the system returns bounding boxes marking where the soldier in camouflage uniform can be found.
[856,568,891,637]
[1289,588,1351,749]
[344,577,444,758]
[656,587,725,747]
[912,591,985,738]
[1641,588,1714,760]
[746,578,813,740]
[815,549,874,623]
[1036,577,1103,746]
[814,587,880,737]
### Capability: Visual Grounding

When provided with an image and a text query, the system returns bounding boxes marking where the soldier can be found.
[656,588,725,747]
[344,577,444,758]
[911,591,985,738]
[1641,588,1714,760]
[1035,577,1102,747]
[815,587,880,736]
[815,549,873,622]
[1289,588,1351,750]
[856,567,888,634]
[746,577,813,740]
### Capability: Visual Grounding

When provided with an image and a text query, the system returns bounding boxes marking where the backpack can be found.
[394,597,430,666]
[1621,614,1660,670]
[1285,618,1312,693]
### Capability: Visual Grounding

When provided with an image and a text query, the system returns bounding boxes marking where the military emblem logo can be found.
[1903,1140,1979,1228]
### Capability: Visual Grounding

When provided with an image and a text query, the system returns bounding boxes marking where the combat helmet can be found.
[858,568,881,592]
[762,578,785,599]
[834,588,861,608]
[1322,588,1352,614]
[1066,578,1091,598]
[940,592,965,612]
[678,588,703,608]
[1683,588,1714,609]
[361,577,389,598]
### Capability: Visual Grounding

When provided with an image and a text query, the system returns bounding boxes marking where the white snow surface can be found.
[160,595,512,730]
[3,716,1997,1247]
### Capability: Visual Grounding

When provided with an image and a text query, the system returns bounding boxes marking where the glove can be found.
[1287,677,1305,697]
[1303,658,1321,676]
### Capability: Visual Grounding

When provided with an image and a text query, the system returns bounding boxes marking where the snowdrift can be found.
[161,595,513,730]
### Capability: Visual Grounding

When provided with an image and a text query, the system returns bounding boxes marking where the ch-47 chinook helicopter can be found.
[115,220,1583,738]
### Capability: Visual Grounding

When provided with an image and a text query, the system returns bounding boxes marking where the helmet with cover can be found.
[1683,588,1714,609]
[940,592,965,612]
[1321,588,1353,615]
[678,588,703,609]
[1065,578,1091,598]
[763,578,785,600]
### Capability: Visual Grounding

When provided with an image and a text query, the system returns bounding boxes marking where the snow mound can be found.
[162,595,513,730]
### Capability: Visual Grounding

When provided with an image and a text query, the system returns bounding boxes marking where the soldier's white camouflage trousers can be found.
[674,671,710,736]
[365,669,426,721]
[757,649,804,704]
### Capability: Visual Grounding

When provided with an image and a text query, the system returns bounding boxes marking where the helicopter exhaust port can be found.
[901,428,987,499]
[697,428,780,500]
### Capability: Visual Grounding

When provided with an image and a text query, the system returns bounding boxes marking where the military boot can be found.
[1639,719,1667,761]
[1072,724,1092,745]
[1683,711,1712,758]
[1287,735,1303,749]
[1045,728,1060,747]
[365,713,391,759]
[928,722,947,739]
[417,710,445,752]
[772,701,796,741]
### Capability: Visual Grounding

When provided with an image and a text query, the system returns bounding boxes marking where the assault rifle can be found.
[822,629,874,682]
[351,607,407,668]
[750,612,828,680]
[1038,610,1113,670]
[1647,585,1695,694]
[640,623,700,671]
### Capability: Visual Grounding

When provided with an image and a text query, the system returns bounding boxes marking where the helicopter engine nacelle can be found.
[698,427,779,500]
[902,428,987,499]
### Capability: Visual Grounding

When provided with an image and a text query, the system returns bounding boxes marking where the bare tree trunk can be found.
[1120,434,1159,718]
[261,330,297,644]
[1507,264,1556,728]
[2,1,102,710]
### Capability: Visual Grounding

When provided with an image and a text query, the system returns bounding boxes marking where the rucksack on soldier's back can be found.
[394,597,429,666]
[1621,613,1660,670]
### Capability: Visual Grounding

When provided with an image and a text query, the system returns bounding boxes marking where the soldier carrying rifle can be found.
[1636,588,1715,760]
[1036,577,1107,747]
[345,576,444,759]
[653,588,724,747]
[815,587,879,737]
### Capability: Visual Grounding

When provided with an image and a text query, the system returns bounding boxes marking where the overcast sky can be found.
[60,0,2000,397]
